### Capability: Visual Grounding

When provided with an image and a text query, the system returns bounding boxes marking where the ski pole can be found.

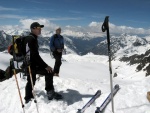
[28,65,39,113]
[12,59,25,113]
[102,16,115,113]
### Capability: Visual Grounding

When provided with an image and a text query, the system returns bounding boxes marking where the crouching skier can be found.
[23,22,63,104]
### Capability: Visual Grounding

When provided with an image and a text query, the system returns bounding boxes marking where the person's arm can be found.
[62,36,64,49]
[50,35,56,52]
[28,37,48,68]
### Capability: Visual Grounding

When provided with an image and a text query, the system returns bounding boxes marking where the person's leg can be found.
[36,67,54,92]
[36,67,63,100]
[24,70,36,102]
[53,52,62,74]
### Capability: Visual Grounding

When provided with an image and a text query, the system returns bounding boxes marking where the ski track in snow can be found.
[0,52,150,113]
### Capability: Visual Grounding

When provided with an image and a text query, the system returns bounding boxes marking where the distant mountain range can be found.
[1,29,150,76]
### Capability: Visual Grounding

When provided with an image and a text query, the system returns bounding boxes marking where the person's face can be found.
[56,29,61,34]
[32,27,42,36]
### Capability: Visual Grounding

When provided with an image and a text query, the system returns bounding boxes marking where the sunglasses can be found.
[33,27,41,29]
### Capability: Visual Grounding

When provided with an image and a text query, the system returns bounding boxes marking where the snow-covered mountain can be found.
[0,30,12,51]
[91,33,150,77]
[91,33,148,56]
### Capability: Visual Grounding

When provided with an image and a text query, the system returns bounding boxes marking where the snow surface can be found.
[0,52,150,113]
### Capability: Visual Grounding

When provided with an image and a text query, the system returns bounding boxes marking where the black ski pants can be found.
[25,66,54,101]
[53,52,62,74]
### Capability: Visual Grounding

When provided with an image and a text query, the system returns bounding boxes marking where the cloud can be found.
[48,17,83,21]
[88,22,103,33]
[1,18,150,37]
[69,10,82,14]
[0,18,60,36]
[19,18,59,30]
[91,14,106,19]
[127,20,148,24]
[89,22,102,27]
[24,0,47,4]
[0,25,19,30]
[19,18,82,30]
[88,21,150,35]
[0,14,26,19]
[0,6,17,11]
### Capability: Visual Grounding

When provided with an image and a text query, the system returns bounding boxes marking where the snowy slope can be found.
[0,52,150,113]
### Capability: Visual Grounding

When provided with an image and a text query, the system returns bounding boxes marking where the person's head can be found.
[56,27,61,35]
[30,22,44,36]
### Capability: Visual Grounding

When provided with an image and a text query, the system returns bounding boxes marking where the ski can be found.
[95,84,120,113]
[77,90,101,113]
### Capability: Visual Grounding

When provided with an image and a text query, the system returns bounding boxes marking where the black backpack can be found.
[8,35,26,62]
[8,35,28,78]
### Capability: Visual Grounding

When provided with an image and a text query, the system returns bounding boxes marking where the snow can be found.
[0,52,150,113]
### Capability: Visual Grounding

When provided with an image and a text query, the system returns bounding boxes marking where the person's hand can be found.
[45,66,53,73]
[57,49,63,53]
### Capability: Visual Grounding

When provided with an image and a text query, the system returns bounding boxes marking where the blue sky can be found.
[0,0,150,29]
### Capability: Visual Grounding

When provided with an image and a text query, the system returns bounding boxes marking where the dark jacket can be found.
[49,34,64,52]
[23,33,48,69]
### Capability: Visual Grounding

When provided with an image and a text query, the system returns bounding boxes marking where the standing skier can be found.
[49,27,64,77]
[24,22,63,103]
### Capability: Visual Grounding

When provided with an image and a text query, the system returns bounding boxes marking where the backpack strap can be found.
[28,35,35,39]
[25,34,35,55]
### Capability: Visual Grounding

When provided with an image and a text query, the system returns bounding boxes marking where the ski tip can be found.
[95,107,100,113]
[96,90,101,96]
[97,90,101,93]
[115,84,119,89]
[77,109,81,113]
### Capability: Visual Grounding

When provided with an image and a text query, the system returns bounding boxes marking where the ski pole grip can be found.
[102,16,109,32]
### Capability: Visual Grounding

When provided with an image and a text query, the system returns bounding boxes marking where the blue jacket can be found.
[49,34,64,52]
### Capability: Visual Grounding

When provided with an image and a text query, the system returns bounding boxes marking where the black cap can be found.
[30,22,44,29]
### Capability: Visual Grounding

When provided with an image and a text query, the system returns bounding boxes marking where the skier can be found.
[49,27,64,77]
[23,22,63,103]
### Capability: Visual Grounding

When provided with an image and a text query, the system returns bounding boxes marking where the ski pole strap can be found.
[102,16,109,32]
